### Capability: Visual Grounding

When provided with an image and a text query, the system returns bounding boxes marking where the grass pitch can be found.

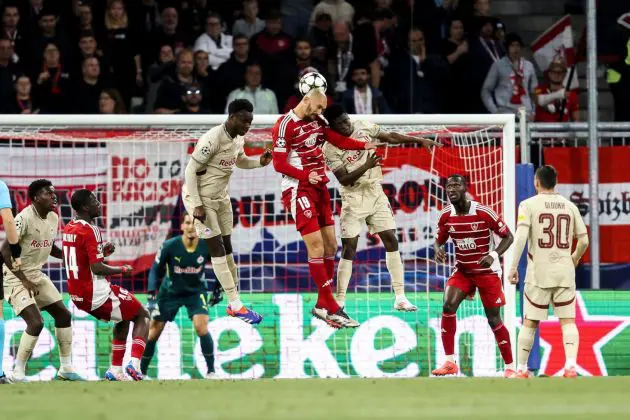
[1,377,629,420]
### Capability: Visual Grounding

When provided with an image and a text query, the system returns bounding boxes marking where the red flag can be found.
[531,15,578,89]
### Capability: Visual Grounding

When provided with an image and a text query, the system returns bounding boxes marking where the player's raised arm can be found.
[508,202,531,284]
[478,206,514,268]
[324,126,376,150]
[571,203,589,266]
[376,131,441,152]
[0,180,22,269]
[236,149,271,169]
[271,117,310,181]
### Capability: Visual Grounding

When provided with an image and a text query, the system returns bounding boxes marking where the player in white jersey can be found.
[183,99,272,325]
[507,166,589,378]
[322,105,440,311]
[0,179,83,382]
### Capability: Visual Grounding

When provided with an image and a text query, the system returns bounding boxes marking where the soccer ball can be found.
[299,72,327,96]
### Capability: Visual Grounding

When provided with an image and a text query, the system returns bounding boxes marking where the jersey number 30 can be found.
[63,246,79,279]
[538,213,571,249]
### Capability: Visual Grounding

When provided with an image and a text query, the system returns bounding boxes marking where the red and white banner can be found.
[531,15,579,89]
[545,147,630,263]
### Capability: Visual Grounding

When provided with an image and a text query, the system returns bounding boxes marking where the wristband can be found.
[9,243,21,259]
[489,251,499,261]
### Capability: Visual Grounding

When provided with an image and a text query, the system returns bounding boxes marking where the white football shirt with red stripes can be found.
[436,201,511,276]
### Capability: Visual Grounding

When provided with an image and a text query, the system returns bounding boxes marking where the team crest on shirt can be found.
[304,133,318,147]
[197,256,204,264]
[471,223,479,231]
[304,210,313,218]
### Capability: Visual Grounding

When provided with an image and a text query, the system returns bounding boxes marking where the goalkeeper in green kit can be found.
[141,212,223,379]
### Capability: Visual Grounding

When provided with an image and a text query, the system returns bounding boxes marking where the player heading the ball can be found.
[432,174,516,377]
[507,165,589,378]
[322,104,440,312]
[183,99,272,325]
[2,179,83,382]
[272,81,376,328]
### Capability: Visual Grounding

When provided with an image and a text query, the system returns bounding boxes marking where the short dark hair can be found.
[535,165,558,189]
[206,12,221,22]
[71,189,93,212]
[373,8,395,21]
[28,179,53,201]
[323,103,346,123]
[180,211,190,225]
[233,33,249,44]
[228,99,253,115]
[39,7,57,19]
[350,61,370,73]
[266,9,282,20]
[447,174,467,186]
[78,30,96,40]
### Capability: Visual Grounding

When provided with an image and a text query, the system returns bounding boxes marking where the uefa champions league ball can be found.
[299,72,327,96]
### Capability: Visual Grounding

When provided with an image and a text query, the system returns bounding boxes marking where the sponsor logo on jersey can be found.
[455,237,477,250]
[70,295,84,302]
[219,157,237,167]
[345,151,362,164]
[30,239,53,249]
[174,256,181,263]
[173,266,204,274]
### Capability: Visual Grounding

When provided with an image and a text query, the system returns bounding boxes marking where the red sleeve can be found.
[272,116,309,181]
[436,212,449,244]
[569,91,579,113]
[324,127,367,150]
[480,207,510,238]
[82,225,104,265]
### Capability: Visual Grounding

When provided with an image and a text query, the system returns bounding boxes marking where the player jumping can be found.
[63,189,149,381]
[507,165,589,378]
[322,104,440,311]
[183,99,271,325]
[432,174,516,377]
[0,179,22,384]
[141,212,221,379]
[1,179,83,382]
[272,89,376,328]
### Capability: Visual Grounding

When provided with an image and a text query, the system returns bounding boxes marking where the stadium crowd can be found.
[0,0,572,121]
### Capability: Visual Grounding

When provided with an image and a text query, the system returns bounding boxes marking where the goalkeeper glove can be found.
[208,282,224,307]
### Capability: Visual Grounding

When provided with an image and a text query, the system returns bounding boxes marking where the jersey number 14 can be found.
[63,245,79,279]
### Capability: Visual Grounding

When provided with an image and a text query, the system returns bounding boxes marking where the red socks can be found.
[309,257,339,313]
[324,256,335,280]
[112,339,126,367]
[441,312,457,356]
[131,337,146,360]
[492,323,514,365]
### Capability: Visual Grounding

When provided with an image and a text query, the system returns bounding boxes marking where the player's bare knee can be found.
[54,307,72,328]
[193,316,209,336]
[442,301,459,314]
[486,312,503,328]
[27,316,44,336]
[378,230,399,252]
[523,318,539,329]
[205,237,226,257]
[341,240,357,260]
[222,235,233,255]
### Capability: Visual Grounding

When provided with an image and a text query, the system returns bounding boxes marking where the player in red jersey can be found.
[432,174,516,377]
[62,189,149,381]
[272,88,375,328]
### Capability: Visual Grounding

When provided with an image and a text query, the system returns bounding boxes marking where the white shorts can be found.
[3,270,62,315]
[340,184,396,238]
[523,283,576,321]
[182,192,233,239]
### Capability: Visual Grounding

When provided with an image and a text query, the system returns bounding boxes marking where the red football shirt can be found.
[534,84,579,122]
[62,219,110,311]
[436,201,511,276]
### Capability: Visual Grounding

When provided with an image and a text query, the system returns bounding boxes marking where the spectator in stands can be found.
[21,0,46,34]
[72,2,96,40]
[225,62,278,114]
[534,59,579,123]
[468,16,504,113]
[72,57,107,114]
[388,27,449,113]
[152,7,189,57]
[100,0,142,108]
[148,44,175,84]
[30,8,72,71]
[481,33,537,117]
[341,62,391,114]
[177,82,210,114]
[250,9,294,109]
[308,12,333,69]
[214,34,252,112]
[180,0,210,37]
[0,37,19,107]
[233,0,265,39]
[154,48,195,114]
[193,12,232,70]
[2,4,26,65]
[34,42,71,113]
[5,74,38,114]
[607,36,630,122]
[281,0,313,39]
[283,66,334,112]
[130,0,161,38]
[352,8,396,90]
[494,20,506,44]
[192,49,212,110]
[74,31,111,81]
[99,88,126,114]
[328,22,353,99]
[293,38,328,81]
[441,18,472,113]
[310,0,354,28]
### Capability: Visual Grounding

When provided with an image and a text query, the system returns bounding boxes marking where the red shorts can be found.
[282,182,334,235]
[446,271,505,308]
[78,285,143,323]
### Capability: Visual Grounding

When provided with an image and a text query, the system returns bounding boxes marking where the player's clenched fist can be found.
[259,149,272,166]
[507,268,519,285]
[308,171,323,184]
[193,206,206,222]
